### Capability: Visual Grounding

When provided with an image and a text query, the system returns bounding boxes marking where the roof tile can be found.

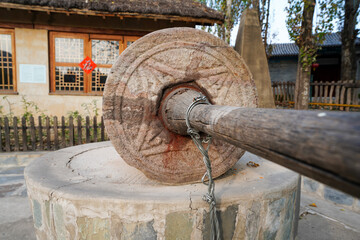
[269,33,360,57]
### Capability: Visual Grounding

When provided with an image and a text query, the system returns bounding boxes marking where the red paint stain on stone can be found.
[162,133,188,169]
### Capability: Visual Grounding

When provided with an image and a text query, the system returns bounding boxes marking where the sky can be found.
[230,0,360,46]
[230,0,291,45]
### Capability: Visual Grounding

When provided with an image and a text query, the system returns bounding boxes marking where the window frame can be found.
[0,28,17,94]
[49,31,140,95]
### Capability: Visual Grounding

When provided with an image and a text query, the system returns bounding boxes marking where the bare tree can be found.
[340,0,360,103]
[286,0,338,109]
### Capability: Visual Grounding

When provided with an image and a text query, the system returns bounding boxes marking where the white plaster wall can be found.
[1,28,102,117]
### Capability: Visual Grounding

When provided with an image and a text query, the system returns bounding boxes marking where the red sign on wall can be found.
[79,56,97,74]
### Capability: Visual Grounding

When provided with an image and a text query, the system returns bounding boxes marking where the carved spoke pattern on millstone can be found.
[104,28,257,183]
[121,48,240,171]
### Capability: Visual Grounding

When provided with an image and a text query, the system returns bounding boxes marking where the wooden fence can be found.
[0,116,109,152]
[272,80,360,111]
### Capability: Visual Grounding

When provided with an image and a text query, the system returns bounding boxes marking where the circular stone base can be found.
[25,142,300,240]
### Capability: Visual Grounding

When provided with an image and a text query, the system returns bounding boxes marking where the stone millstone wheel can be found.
[103,27,258,184]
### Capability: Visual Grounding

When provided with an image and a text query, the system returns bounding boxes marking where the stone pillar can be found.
[25,142,300,239]
[235,9,275,108]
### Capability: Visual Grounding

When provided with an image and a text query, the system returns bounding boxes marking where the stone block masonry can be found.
[25,142,301,239]
[0,152,46,198]
[302,176,360,214]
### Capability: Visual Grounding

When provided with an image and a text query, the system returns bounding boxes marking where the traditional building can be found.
[0,0,222,116]
[268,33,360,83]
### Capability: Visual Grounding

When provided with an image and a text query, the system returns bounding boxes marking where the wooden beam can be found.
[0,22,150,36]
[161,87,360,197]
[0,2,223,25]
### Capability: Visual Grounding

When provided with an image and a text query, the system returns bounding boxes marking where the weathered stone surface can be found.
[0,216,36,240]
[263,198,285,239]
[219,205,238,240]
[0,152,46,168]
[103,27,258,184]
[17,157,39,166]
[115,220,157,240]
[303,177,319,192]
[0,183,22,197]
[0,166,25,174]
[203,205,238,239]
[165,212,193,239]
[0,156,17,167]
[32,200,42,229]
[53,204,66,240]
[25,142,300,240]
[283,191,296,239]
[235,9,275,108]
[77,217,110,240]
[324,187,354,206]
[301,177,359,213]
[0,175,24,185]
[44,201,50,227]
[246,201,261,239]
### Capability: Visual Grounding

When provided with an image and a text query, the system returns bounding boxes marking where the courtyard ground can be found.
[0,157,359,240]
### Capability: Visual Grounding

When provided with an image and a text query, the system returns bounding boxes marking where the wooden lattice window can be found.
[0,29,16,93]
[50,32,140,95]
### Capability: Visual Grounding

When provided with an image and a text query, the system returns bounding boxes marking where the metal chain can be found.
[186,95,221,240]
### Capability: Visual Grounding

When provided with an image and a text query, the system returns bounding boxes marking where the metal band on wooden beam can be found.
[161,87,360,198]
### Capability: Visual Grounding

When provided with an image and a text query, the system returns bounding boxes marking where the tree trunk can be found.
[341,0,360,104]
[252,0,259,12]
[294,60,311,109]
[224,0,233,43]
[262,0,271,56]
[294,0,316,110]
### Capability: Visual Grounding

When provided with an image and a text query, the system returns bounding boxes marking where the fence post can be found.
[38,116,43,150]
[101,116,105,141]
[30,116,36,151]
[274,82,278,102]
[61,116,66,148]
[54,116,59,150]
[340,80,347,111]
[353,81,359,105]
[278,82,281,104]
[86,116,90,143]
[272,82,276,103]
[286,82,290,102]
[69,116,74,146]
[281,82,285,105]
[0,118,2,152]
[77,116,82,145]
[93,116,98,142]
[46,117,51,150]
[329,81,335,110]
[335,82,341,106]
[346,80,353,112]
[21,117,27,151]
[4,117,10,152]
[319,81,323,104]
[291,82,295,102]
[324,84,329,105]
[13,117,19,151]
[314,81,318,103]
[0,115,112,152]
